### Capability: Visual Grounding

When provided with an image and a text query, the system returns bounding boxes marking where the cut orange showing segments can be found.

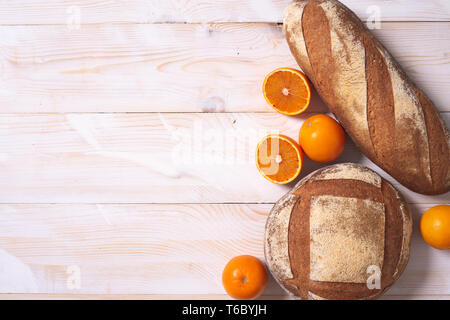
[263,68,311,115]
[255,134,303,184]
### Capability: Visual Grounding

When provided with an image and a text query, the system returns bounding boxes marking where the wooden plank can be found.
[0,22,448,113]
[0,113,448,204]
[0,203,448,295]
[1,294,450,300]
[0,1,448,24]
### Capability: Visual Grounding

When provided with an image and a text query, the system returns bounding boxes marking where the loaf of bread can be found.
[265,163,412,300]
[284,0,450,195]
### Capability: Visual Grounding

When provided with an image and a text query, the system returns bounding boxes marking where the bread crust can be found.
[264,163,412,300]
[284,0,450,195]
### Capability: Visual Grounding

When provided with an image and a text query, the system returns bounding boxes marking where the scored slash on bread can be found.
[284,0,450,195]
[264,163,412,300]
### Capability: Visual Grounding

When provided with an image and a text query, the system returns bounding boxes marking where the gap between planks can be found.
[0,20,447,27]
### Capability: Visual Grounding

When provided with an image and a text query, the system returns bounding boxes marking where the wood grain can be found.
[0,23,448,113]
[1,294,450,300]
[0,112,448,204]
[0,0,448,24]
[0,203,448,295]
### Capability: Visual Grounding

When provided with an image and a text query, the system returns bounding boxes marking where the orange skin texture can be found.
[263,68,311,115]
[420,205,450,250]
[299,114,346,162]
[222,255,268,300]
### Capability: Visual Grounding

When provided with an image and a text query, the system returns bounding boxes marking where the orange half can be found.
[255,134,303,184]
[263,68,311,115]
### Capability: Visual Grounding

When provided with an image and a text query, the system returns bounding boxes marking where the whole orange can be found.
[420,205,450,250]
[299,114,345,162]
[222,255,268,300]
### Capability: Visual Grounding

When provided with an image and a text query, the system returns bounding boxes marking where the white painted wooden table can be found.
[0,0,449,300]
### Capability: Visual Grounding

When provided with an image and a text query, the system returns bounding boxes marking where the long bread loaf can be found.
[284,0,450,195]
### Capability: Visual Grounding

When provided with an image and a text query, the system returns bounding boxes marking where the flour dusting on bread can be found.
[309,195,385,283]
[311,163,381,187]
[283,2,313,76]
[264,193,296,280]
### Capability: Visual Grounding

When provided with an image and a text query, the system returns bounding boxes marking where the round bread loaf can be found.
[264,163,412,300]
